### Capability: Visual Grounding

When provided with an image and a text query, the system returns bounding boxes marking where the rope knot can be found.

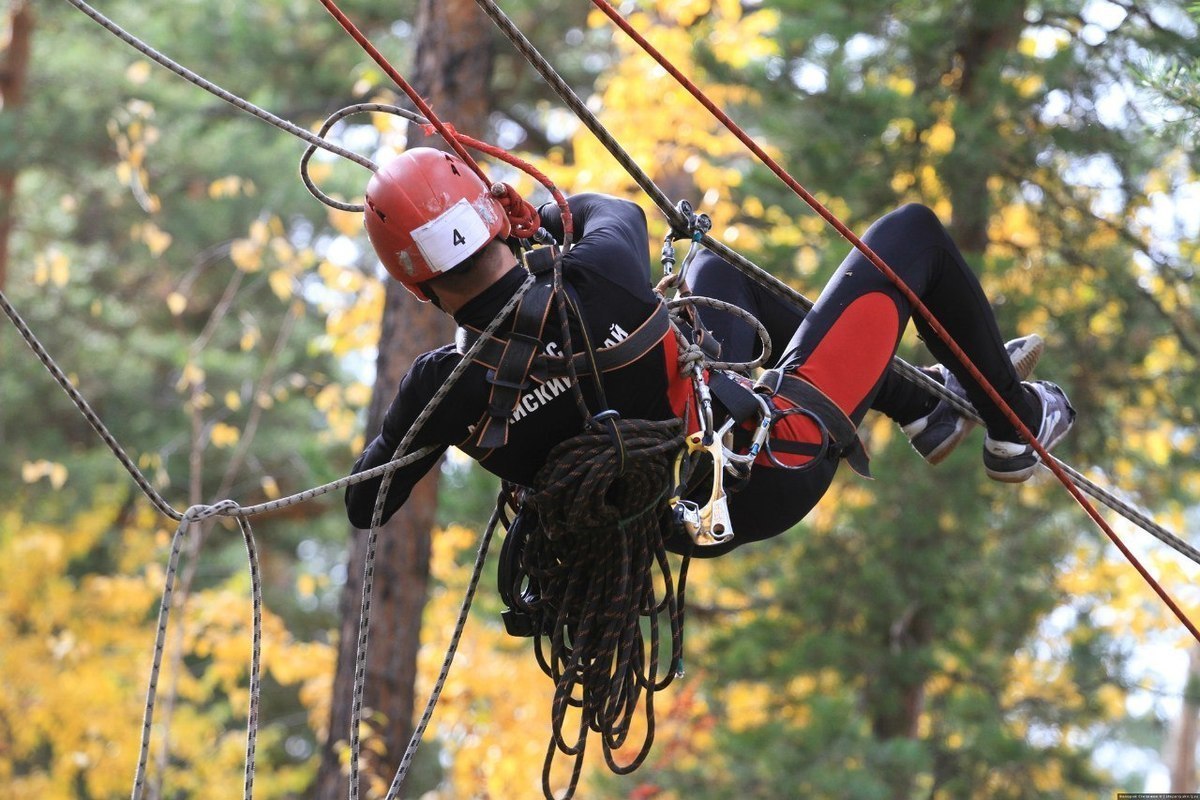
[182,499,242,522]
[490,182,542,238]
[420,121,457,138]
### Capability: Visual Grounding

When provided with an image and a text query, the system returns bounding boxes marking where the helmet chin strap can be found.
[419,283,443,309]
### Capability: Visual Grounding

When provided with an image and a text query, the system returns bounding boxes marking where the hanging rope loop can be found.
[506,417,688,798]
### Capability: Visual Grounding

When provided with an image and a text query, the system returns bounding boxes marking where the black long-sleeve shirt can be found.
[345,194,680,529]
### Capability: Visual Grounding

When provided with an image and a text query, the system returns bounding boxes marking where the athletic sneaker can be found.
[982,380,1076,483]
[902,334,1045,465]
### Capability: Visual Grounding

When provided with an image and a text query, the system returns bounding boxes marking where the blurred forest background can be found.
[2,0,1199,797]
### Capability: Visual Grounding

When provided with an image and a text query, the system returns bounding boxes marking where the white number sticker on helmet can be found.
[411,198,491,274]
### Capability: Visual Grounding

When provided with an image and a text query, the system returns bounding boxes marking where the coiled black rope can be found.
[502,417,689,799]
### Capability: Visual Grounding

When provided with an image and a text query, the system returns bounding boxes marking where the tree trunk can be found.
[314,2,494,797]
[1168,644,1200,791]
[0,0,34,291]
[871,5,1028,797]
[944,0,1027,252]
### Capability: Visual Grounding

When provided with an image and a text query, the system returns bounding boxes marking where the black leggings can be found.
[674,203,1034,555]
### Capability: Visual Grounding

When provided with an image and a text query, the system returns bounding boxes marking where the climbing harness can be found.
[469,0,1195,573]
[7,3,1190,800]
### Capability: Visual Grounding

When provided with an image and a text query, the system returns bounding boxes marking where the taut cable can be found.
[472,0,1198,574]
[586,0,1200,642]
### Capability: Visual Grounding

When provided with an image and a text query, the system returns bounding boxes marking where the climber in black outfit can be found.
[345,148,1075,553]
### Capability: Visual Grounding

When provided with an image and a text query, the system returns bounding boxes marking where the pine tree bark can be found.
[0,0,34,291]
[872,5,1028,798]
[945,0,1027,252]
[314,2,494,796]
[1168,644,1200,791]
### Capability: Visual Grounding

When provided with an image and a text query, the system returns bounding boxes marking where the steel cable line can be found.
[467,0,1197,575]
[582,0,1200,642]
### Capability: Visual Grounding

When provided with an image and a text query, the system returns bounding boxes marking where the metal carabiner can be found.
[681,431,734,546]
[692,370,717,447]
[745,392,774,460]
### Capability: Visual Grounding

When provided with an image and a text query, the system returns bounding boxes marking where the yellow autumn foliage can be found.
[723,681,774,731]
[536,0,774,259]
[33,248,71,287]
[0,498,334,798]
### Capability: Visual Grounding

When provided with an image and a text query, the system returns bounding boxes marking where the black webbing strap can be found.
[755,369,872,477]
[706,371,762,425]
[497,502,545,637]
[455,302,671,382]
[472,280,556,449]
[522,244,559,277]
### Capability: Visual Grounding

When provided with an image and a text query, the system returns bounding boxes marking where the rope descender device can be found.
[668,389,773,548]
[670,428,734,547]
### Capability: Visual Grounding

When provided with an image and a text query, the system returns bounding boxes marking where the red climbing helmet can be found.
[364,147,511,301]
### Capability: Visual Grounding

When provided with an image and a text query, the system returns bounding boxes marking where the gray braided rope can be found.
[2,288,180,519]
[301,103,430,212]
[347,273,536,800]
[382,503,502,800]
[667,294,772,372]
[122,277,526,800]
[2,281,443,520]
[5,268,518,800]
[239,516,264,800]
[130,514,190,799]
[64,0,377,173]
[129,510,266,800]
[469,0,813,316]
[471,0,1196,566]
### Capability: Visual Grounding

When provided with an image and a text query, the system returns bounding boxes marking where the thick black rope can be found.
[503,418,688,800]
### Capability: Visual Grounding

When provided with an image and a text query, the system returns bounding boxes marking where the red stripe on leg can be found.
[793,291,900,418]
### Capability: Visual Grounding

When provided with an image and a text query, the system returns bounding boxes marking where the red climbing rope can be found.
[587,0,1200,644]
[315,0,573,243]
[315,0,485,183]
[452,130,574,241]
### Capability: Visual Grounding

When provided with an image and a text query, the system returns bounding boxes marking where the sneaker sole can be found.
[984,415,1074,483]
[924,334,1045,466]
[923,417,968,465]
[1008,334,1044,385]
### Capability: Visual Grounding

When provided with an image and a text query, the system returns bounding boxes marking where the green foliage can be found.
[1,1,397,794]
[5,0,1200,797]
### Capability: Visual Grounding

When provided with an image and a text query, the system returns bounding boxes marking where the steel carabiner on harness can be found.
[660,198,712,281]
[718,391,774,480]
